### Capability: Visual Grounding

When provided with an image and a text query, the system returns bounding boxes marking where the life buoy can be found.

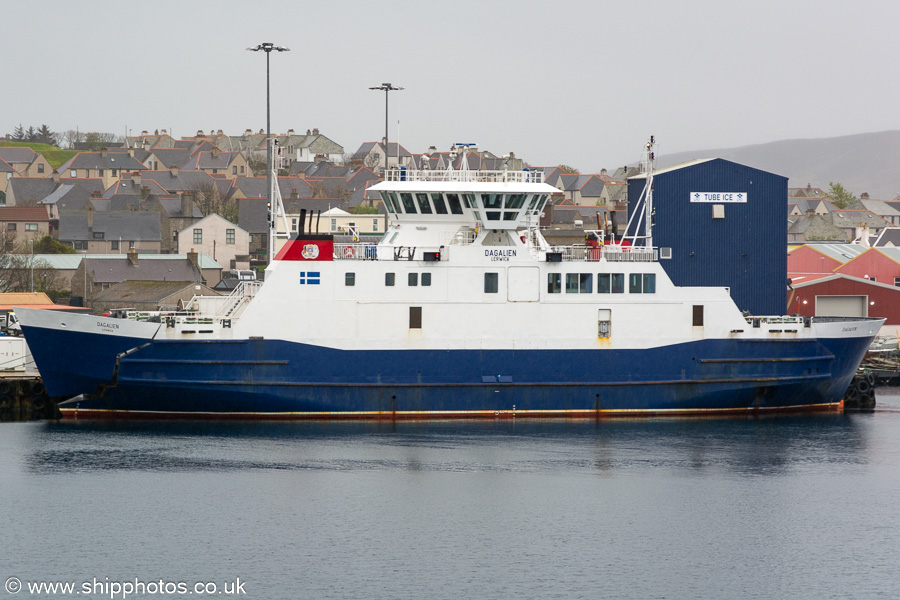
[343,246,355,259]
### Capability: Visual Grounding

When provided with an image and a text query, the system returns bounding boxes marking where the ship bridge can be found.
[370,168,557,233]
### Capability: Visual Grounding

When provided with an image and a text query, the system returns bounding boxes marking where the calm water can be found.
[3,394,900,600]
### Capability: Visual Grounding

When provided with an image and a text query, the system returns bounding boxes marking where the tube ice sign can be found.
[690,192,747,203]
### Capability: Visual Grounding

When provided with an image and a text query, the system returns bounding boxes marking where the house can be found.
[0,206,51,250]
[278,128,344,166]
[849,193,900,226]
[549,173,609,207]
[58,210,162,253]
[177,214,250,270]
[182,148,250,178]
[5,176,105,209]
[0,147,53,178]
[89,280,220,314]
[57,149,147,189]
[787,214,848,242]
[71,250,212,302]
[352,141,413,172]
[0,158,14,200]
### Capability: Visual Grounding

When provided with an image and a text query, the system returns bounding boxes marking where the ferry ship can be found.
[17,141,883,419]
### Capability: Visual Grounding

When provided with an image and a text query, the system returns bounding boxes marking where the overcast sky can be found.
[3,0,899,172]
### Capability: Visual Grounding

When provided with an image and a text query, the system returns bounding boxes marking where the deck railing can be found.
[549,245,658,262]
[385,169,544,184]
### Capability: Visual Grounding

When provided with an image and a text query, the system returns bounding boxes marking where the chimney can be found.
[244,129,252,137]
[287,129,294,136]
[132,171,142,186]
[52,172,60,183]
[141,130,148,136]
[141,186,151,200]
[217,129,224,136]
[181,191,194,217]
[161,129,167,135]
[312,128,319,136]
[212,147,220,157]
[291,188,298,199]
[101,148,108,158]
[427,146,436,155]
[196,130,205,137]
[90,191,102,198]
[187,248,199,271]
[861,192,870,200]
[600,168,607,176]
[127,248,138,266]
[306,129,311,135]
[169,165,179,176]
[127,147,134,158]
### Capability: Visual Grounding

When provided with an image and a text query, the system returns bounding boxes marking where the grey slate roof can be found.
[59,151,146,172]
[230,177,314,200]
[0,147,38,165]
[147,148,193,169]
[7,177,105,205]
[0,158,13,173]
[103,178,170,198]
[872,227,900,247]
[29,253,221,270]
[136,170,221,193]
[84,257,201,284]
[59,211,162,242]
[91,280,212,304]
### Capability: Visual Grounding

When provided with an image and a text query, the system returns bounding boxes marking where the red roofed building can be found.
[834,247,900,287]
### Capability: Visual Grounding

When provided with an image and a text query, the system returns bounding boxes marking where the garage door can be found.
[816,295,867,317]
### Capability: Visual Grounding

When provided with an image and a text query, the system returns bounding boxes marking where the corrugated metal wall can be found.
[627,159,788,316]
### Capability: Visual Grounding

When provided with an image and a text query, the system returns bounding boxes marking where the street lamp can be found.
[247,42,290,264]
[369,83,404,177]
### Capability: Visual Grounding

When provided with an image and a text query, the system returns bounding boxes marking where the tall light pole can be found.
[369,83,404,177]
[247,42,290,264]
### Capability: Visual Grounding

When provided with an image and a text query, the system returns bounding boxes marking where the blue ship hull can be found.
[54,333,872,419]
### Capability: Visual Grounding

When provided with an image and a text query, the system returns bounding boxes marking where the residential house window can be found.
[226,229,235,244]
[129,241,135,249]
[233,166,237,175]
[99,169,104,177]
[240,166,245,174]
[25,223,38,232]
[385,272,395,286]
[193,229,202,244]
[7,223,16,230]
[291,218,298,232]
[372,218,379,232]
[212,169,218,174]
[894,277,900,287]
[484,272,499,294]
[92,231,104,239]
[38,164,44,173]
[330,218,337,231]
[111,169,117,177]
[73,240,86,250]
[70,170,77,177]
[111,240,119,250]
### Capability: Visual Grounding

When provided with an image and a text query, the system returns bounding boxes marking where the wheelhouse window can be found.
[446,194,464,214]
[547,273,561,294]
[400,193,416,213]
[385,272,395,286]
[416,193,433,214]
[345,272,355,286]
[462,194,475,209]
[408,272,418,286]
[422,273,432,286]
[484,272,499,293]
[431,193,448,214]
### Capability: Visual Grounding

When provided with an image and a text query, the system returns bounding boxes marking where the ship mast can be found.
[268,137,290,264]
[624,136,657,248]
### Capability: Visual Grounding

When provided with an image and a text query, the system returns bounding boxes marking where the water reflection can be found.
[23,412,872,477]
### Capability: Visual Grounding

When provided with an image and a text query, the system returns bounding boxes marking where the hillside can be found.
[636,131,900,200]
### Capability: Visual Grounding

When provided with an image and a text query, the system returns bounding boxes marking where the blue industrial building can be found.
[627,159,787,316]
